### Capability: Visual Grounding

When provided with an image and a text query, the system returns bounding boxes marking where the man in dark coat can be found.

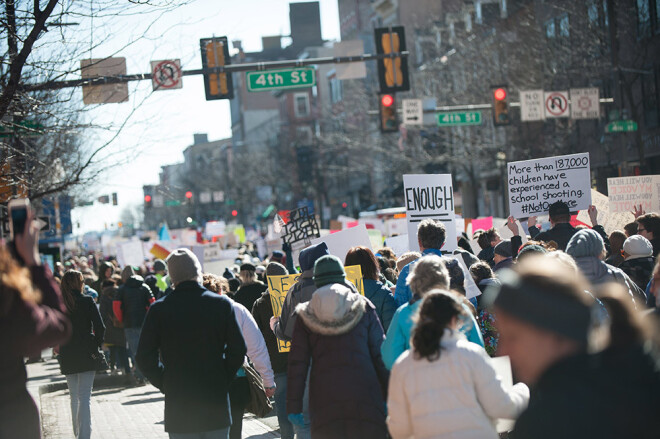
[137,248,247,438]
[527,201,578,251]
[233,262,267,312]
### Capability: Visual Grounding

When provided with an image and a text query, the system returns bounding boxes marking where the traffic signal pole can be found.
[20,51,410,92]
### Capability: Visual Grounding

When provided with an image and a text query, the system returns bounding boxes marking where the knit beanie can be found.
[494,240,513,258]
[565,229,604,258]
[313,255,346,287]
[266,262,288,278]
[166,248,203,286]
[623,235,653,260]
[517,244,547,261]
[153,259,167,273]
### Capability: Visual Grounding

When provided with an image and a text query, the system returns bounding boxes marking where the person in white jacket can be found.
[387,290,529,439]
[203,274,274,439]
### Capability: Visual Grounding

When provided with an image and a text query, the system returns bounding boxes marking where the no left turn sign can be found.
[151,59,183,91]
[544,91,570,118]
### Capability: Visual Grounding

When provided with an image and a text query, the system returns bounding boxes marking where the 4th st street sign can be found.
[246,67,316,92]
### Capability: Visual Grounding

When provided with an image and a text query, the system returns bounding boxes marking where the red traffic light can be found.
[494,88,507,101]
[144,195,152,203]
[381,94,394,107]
[231,210,238,217]
[342,202,348,209]
[185,191,193,199]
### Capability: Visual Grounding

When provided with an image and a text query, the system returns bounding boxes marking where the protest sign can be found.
[491,356,516,433]
[446,255,481,300]
[310,224,372,261]
[403,174,457,252]
[117,240,145,267]
[577,189,634,235]
[281,206,321,247]
[507,153,591,218]
[385,217,407,237]
[384,234,410,258]
[470,216,493,232]
[368,229,384,250]
[345,265,364,295]
[607,175,660,214]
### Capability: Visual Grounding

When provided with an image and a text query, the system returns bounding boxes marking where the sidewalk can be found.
[27,356,280,438]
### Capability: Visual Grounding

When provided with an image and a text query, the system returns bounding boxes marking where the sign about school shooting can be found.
[403,174,457,252]
[607,175,660,214]
[507,153,592,218]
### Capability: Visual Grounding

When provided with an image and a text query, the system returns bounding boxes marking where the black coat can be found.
[251,292,288,374]
[115,276,154,328]
[512,347,660,439]
[99,288,125,346]
[136,281,247,434]
[58,294,105,375]
[233,281,267,312]
[529,223,578,251]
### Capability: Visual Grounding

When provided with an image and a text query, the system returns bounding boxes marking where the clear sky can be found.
[68,0,340,233]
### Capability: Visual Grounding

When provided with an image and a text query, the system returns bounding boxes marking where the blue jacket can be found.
[394,248,443,307]
[380,299,485,369]
[363,279,397,332]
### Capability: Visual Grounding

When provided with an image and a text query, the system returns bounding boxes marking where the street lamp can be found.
[186,217,193,224]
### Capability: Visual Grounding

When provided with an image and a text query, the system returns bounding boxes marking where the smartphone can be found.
[8,198,30,240]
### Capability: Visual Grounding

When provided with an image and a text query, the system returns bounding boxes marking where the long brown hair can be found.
[61,270,84,313]
[412,290,463,362]
[0,246,41,316]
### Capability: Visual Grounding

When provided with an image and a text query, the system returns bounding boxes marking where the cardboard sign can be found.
[445,255,481,300]
[384,234,410,258]
[403,174,457,252]
[491,356,516,433]
[368,229,384,250]
[470,216,493,232]
[117,240,145,267]
[577,189,635,235]
[282,206,320,246]
[310,224,372,262]
[607,175,660,214]
[507,153,591,218]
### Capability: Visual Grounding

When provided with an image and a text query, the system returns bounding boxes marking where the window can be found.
[328,75,343,104]
[587,0,609,28]
[642,67,659,128]
[637,0,652,38]
[545,20,556,38]
[558,14,570,37]
[294,93,310,118]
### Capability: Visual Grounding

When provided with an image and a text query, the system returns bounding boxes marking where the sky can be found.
[63,0,341,233]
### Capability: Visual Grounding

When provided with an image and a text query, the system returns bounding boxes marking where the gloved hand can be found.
[288,413,305,426]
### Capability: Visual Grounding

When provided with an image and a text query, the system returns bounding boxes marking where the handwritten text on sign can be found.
[403,174,457,252]
[267,266,364,352]
[507,153,591,218]
[607,175,660,214]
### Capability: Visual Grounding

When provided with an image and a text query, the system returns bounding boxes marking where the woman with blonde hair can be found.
[58,270,105,439]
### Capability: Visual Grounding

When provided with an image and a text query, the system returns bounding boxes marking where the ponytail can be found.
[412,290,463,362]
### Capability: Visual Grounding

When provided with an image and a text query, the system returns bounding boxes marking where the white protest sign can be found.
[385,217,407,237]
[607,175,660,214]
[496,218,528,244]
[117,240,145,267]
[544,91,570,118]
[570,88,600,120]
[491,356,516,433]
[403,174,457,252]
[402,99,423,125]
[446,254,481,300]
[384,234,410,258]
[577,189,635,235]
[520,89,544,121]
[507,153,591,218]
[310,224,372,262]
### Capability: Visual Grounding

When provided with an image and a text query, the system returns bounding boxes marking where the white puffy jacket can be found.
[387,330,529,439]
[232,302,275,388]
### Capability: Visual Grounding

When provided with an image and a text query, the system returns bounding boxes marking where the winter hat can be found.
[153,259,167,273]
[296,283,366,336]
[222,267,235,280]
[623,235,653,260]
[166,248,203,286]
[266,262,288,278]
[228,278,241,293]
[240,262,256,272]
[565,229,604,258]
[516,244,547,261]
[313,255,346,287]
[494,240,513,258]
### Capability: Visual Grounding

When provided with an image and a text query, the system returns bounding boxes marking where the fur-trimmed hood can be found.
[295,283,366,336]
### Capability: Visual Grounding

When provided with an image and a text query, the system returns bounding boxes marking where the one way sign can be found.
[402,99,423,125]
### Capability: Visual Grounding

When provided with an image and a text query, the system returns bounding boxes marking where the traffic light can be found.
[492,86,510,125]
[112,192,118,206]
[380,94,398,133]
[374,27,410,93]
[185,191,193,204]
[231,209,238,217]
[200,36,233,100]
[144,195,152,208]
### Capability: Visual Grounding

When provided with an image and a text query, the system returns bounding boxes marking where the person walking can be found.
[619,234,655,293]
[233,262,267,312]
[113,265,154,383]
[137,249,247,439]
[345,246,397,332]
[58,270,105,439]
[387,290,529,439]
[98,278,129,375]
[287,255,389,438]
[0,212,71,439]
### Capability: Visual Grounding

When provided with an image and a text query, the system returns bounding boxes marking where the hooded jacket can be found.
[273,242,329,342]
[287,283,389,439]
[113,275,155,328]
[363,279,397,332]
[571,257,645,304]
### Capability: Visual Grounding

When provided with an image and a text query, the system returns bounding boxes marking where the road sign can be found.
[0,120,44,138]
[80,57,129,104]
[402,99,423,125]
[520,89,545,121]
[151,59,183,91]
[544,91,570,118]
[606,120,638,133]
[437,111,482,126]
[246,68,315,92]
[570,88,600,119]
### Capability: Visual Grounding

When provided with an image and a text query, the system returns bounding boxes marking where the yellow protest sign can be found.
[267,265,364,352]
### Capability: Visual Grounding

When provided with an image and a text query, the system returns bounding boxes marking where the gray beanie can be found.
[166,248,203,286]
[565,229,604,258]
[494,240,513,258]
[266,262,288,278]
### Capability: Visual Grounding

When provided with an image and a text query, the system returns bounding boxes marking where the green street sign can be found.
[246,68,315,92]
[606,120,638,133]
[165,200,181,206]
[0,120,44,138]
[437,111,482,126]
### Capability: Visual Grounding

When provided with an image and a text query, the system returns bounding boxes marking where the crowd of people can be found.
[1,201,660,439]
